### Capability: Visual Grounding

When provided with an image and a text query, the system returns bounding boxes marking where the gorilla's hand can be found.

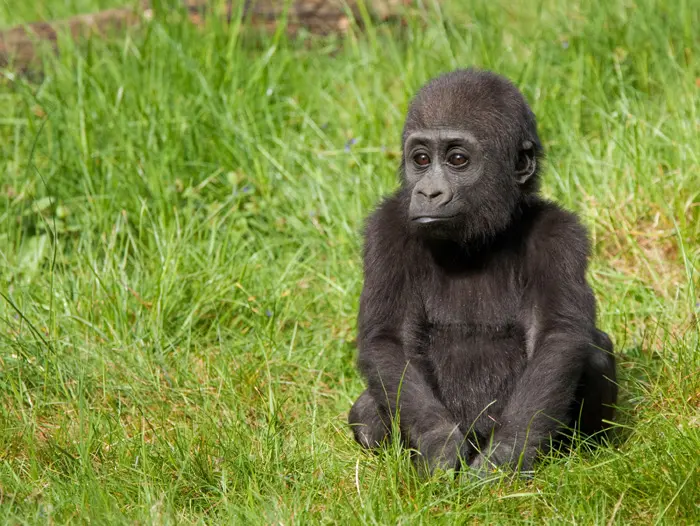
[415,423,468,476]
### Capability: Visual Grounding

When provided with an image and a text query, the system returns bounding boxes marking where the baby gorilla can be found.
[348,69,617,475]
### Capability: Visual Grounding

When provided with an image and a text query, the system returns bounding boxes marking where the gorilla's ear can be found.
[515,140,537,184]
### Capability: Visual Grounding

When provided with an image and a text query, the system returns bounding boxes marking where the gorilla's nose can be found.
[419,189,452,208]
[418,188,445,201]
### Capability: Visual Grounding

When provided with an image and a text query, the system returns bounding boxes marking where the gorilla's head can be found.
[400,69,544,243]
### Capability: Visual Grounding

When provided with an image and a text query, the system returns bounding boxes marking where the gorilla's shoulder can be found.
[364,193,410,243]
[524,198,591,273]
[362,193,412,265]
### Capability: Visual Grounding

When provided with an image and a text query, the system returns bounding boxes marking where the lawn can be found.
[0,0,698,523]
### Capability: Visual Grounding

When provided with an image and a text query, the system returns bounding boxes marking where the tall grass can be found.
[0,0,698,523]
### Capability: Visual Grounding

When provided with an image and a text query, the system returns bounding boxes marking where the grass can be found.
[0,0,127,27]
[0,0,698,523]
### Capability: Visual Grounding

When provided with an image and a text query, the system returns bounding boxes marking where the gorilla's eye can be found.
[413,153,431,167]
[448,153,468,166]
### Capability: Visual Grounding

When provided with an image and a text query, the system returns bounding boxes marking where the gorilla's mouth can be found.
[411,215,457,224]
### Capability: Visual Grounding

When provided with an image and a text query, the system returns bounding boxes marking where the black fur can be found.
[348,69,617,475]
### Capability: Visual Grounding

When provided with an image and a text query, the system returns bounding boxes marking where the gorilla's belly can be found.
[427,322,528,436]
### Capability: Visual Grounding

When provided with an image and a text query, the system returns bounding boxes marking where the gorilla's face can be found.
[400,69,541,243]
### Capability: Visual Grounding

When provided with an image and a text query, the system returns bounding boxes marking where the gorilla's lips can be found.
[410,214,462,240]
[411,215,457,224]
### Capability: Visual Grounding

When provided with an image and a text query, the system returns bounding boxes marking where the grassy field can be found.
[0,0,698,523]
[0,0,126,27]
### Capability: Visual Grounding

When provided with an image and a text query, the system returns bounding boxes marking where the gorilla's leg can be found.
[348,390,390,449]
[574,329,618,437]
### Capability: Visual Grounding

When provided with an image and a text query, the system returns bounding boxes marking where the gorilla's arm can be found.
[356,203,466,472]
[473,207,596,471]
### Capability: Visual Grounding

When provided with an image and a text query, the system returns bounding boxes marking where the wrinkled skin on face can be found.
[400,70,542,243]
